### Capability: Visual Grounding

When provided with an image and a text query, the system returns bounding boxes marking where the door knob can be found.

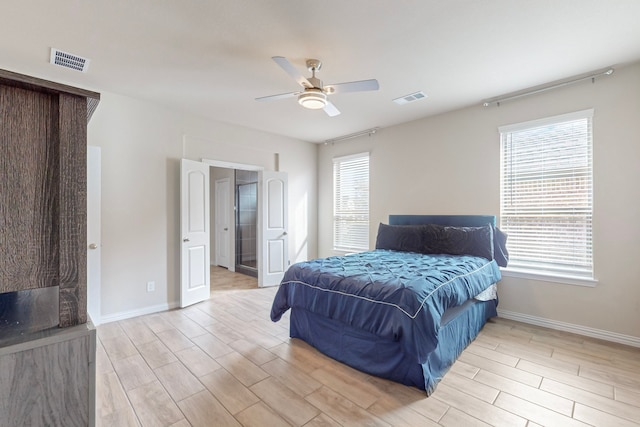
[282,231,288,236]
[224,227,228,231]
[183,238,190,242]
[88,243,98,250]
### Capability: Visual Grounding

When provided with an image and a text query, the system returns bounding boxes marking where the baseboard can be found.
[100,304,640,348]
[497,309,640,348]
[100,301,179,324]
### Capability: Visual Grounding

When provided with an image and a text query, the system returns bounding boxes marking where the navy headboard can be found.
[389,214,496,227]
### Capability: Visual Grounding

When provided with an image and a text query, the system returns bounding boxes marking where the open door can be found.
[87,146,101,325]
[180,159,211,307]
[214,178,231,268]
[258,171,288,287]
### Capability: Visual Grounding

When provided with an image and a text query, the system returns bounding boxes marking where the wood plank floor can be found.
[96,269,640,426]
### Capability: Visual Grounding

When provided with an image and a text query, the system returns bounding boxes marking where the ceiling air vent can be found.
[393,91,427,105]
[50,48,90,73]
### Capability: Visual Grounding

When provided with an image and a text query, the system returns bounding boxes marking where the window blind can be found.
[333,152,370,252]
[499,109,593,278]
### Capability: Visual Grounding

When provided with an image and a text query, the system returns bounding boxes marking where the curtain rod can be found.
[481,67,614,107]
[324,127,380,145]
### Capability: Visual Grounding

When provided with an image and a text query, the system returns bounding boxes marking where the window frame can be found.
[499,109,597,287]
[332,152,370,254]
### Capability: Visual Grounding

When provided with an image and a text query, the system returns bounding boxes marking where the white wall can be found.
[88,92,317,320]
[318,61,640,341]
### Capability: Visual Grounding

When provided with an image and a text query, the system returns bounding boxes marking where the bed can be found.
[270,214,508,394]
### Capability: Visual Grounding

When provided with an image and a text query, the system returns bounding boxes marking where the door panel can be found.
[267,179,284,229]
[267,240,284,273]
[187,246,206,288]
[180,159,210,307]
[259,171,288,287]
[187,172,206,232]
[214,178,230,268]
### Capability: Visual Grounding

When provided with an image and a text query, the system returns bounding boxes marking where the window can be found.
[333,152,370,252]
[499,109,594,281]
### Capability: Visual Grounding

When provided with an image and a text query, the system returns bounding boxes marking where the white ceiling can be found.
[2,1,640,143]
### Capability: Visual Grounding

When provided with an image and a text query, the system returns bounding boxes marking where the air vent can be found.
[393,91,427,105]
[50,48,90,73]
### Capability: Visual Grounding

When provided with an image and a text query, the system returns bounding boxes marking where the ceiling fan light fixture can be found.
[298,89,327,109]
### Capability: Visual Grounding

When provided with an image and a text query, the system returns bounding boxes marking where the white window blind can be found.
[333,152,370,252]
[499,109,594,279]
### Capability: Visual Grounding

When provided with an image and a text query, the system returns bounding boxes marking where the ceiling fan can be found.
[255,56,379,117]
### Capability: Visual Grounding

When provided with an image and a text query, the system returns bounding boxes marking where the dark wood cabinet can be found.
[0,69,100,426]
[0,69,99,327]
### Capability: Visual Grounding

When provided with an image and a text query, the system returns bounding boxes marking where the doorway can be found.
[181,159,288,306]
[209,164,260,285]
[234,170,258,277]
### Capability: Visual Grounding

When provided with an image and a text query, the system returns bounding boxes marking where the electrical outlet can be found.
[146,281,155,292]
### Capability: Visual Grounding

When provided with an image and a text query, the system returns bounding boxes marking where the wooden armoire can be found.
[0,69,100,426]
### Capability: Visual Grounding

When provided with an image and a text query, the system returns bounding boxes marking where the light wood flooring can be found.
[96,271,640,426]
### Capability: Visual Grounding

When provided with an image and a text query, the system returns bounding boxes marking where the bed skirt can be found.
[289,298,498,394]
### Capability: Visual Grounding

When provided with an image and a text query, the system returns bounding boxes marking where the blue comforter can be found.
[270,249,501,363]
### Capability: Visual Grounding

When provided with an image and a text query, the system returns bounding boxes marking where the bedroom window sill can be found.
[500,268,598,288]
[333,249,366,256]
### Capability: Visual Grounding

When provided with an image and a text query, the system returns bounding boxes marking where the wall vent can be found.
[50,48,90,73]
[393,91,427,105]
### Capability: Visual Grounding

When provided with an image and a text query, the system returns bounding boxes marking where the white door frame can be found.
[202,159,263,171]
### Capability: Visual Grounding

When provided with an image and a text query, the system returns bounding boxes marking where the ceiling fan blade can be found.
[272,56,313,88]
[325,79,379,94]
[255,91,300,102]
[323,102,341,117]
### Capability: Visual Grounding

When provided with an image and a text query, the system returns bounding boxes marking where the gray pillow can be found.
[375,222,495,260]
[421,224,494,260]
[375,223,424,253]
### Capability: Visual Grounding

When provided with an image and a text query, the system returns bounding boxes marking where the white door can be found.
[87,146,101,325]
[214,178,230,268]
[180,159,211,307]
[258,171,288,287]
